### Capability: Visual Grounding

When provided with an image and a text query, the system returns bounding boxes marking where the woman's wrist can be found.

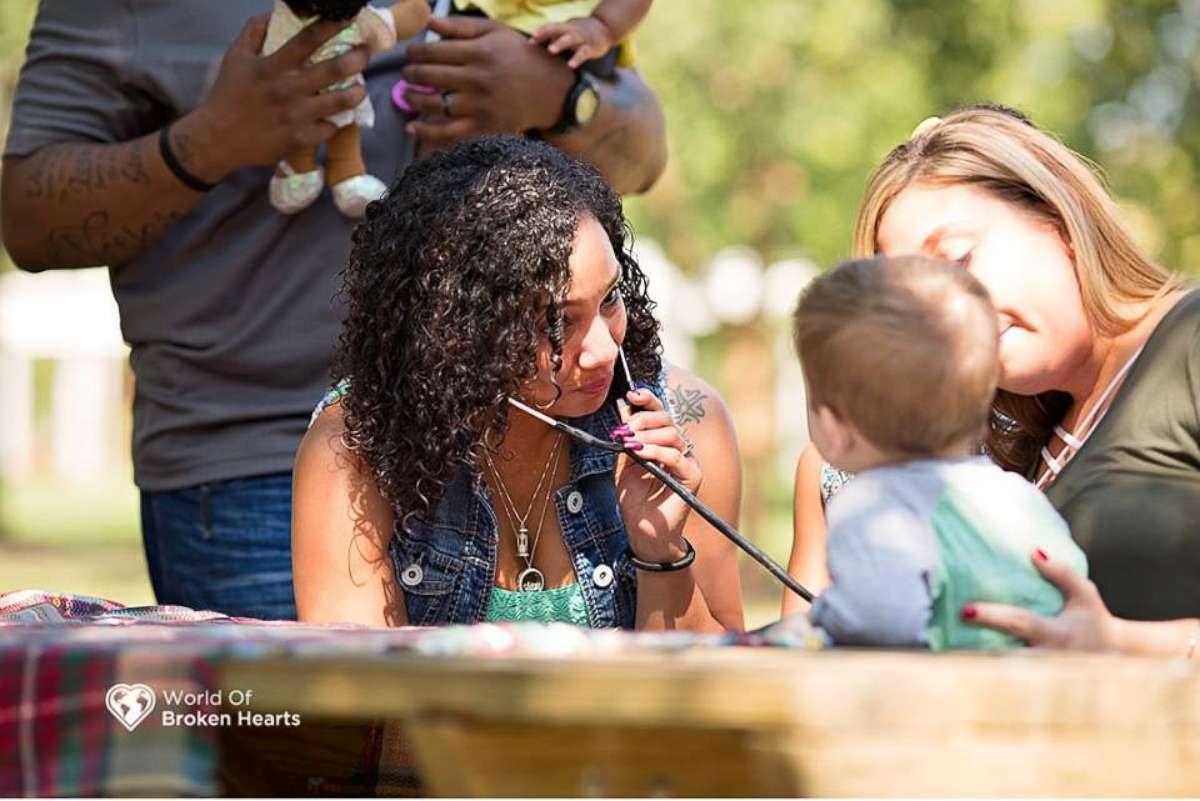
[628,536,689,565]
[1109,616,1200,657]
[1108,616,1137,654]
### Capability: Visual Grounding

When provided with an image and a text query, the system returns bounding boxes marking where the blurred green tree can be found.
[628,0,1200,275]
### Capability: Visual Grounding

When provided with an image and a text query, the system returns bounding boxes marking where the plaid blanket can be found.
[0,589,820,797]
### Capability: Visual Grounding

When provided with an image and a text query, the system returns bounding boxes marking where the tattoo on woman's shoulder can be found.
[669,383,708,427]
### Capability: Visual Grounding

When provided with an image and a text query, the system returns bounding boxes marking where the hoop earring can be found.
[518,389,558,411]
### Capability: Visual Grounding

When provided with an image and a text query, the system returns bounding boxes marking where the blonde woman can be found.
[790,104,1199,657]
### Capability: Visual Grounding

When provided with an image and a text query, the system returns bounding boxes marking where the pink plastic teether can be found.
[391,79,436,113]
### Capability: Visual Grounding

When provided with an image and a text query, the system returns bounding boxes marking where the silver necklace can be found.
[516,440,564,592]
[485,437,563,591]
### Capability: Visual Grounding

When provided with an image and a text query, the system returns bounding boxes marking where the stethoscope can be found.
[506,349,814,603]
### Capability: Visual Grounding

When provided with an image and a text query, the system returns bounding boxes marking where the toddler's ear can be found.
[812,404,855,467]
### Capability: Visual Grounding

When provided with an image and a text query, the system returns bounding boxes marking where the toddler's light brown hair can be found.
[792,255,998,456]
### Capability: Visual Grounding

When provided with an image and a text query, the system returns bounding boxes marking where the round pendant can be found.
[517,566,546,592]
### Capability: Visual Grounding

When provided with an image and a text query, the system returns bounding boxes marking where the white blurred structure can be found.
[0,241,818,488]
[762,257,819,322]
[0,268,128,480]
[765,258,819,476]
[704,246,765,326]
[632,239,699,367]
[637,241,818,483]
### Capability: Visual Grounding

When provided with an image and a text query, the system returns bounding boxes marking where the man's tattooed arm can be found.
[2,124,216,270]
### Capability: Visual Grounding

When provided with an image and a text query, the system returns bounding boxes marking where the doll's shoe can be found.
[269,161,324,215]
[331,174,388,218]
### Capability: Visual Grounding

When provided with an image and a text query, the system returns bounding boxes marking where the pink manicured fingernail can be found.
[1035,548,1049,562]
[626,441,644,452]
[960,605,977,621]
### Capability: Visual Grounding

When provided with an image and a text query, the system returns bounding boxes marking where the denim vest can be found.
[390,378,669,629]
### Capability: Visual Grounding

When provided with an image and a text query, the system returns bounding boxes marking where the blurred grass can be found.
[0,474,154,605]
[0,473,791,624]
[738,482,793,631]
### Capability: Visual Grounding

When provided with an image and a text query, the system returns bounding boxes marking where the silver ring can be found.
[441,91,453,116]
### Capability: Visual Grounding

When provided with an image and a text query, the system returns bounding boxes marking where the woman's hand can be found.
[613,388,701,563]
[963,549,1124,651]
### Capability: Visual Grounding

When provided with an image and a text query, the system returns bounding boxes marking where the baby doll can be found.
[263,0,431,218]
[791,255,1088,650]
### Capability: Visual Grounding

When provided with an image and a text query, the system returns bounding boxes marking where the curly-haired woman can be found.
[291,136,744,631]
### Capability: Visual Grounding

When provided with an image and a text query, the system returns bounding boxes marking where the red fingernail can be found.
[960,605,977,621]
[1035,548,1049,562]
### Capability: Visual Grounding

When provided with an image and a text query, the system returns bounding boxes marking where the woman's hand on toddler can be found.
[962,549,1123,651]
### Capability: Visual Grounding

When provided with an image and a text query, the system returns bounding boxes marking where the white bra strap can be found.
[1040,446,1063,476]
[1071,345,1146,441]
[1053,425,1085,450]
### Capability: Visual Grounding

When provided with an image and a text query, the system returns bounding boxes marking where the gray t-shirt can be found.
[4,0,416,490]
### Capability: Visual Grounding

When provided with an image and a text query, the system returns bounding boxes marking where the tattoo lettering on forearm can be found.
[669,384,708,427]
[45,208,183,266]
[170,130,198,173]
[22,141,151,203]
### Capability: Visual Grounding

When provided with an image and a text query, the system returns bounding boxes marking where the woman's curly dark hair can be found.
[332,135,662,529]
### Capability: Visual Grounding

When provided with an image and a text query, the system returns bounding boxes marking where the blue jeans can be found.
[140,472,297,620]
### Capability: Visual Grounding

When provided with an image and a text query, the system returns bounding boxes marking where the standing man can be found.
[0,1,666,619]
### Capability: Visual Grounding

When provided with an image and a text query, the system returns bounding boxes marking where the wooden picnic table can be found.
[218,646,1200,796]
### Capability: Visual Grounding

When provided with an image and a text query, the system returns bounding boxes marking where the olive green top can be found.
[1042,289,1200,621]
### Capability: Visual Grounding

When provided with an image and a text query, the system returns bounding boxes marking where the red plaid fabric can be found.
[0,589,807,796]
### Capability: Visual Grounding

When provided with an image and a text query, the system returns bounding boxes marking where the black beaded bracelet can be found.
[158,123,216,192]
[627,538,696,572]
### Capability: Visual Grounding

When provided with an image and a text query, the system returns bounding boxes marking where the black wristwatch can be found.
[540,70,600,136]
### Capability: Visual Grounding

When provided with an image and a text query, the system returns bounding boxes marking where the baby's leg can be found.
[277,146,318,176]
[269,145,323,214]
[327,123,386,218]
[326,124,365,186]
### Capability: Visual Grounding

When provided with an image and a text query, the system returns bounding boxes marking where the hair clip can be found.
[910,115,942,139]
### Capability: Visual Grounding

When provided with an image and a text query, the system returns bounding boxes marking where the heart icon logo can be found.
[105,683,156,732]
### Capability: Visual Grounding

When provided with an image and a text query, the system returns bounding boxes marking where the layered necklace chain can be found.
[484,436,564,592]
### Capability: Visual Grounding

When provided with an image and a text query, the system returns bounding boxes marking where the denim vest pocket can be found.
[391,536,465,625]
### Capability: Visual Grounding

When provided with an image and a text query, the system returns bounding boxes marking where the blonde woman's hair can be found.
[853,104,1178,475]
[793,255,998,458]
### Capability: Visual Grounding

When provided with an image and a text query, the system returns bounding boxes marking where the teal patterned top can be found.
[485,583,592,626]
